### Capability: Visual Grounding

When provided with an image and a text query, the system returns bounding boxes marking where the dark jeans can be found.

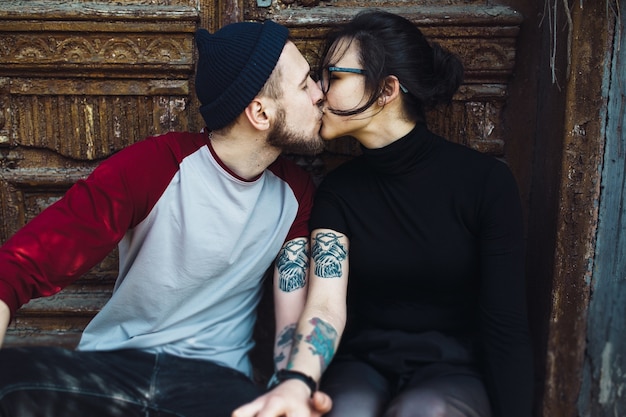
[0,346,263,417]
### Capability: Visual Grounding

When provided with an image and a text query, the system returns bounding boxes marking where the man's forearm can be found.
[0,299,10,347]
[274,322,297,370]
[273,237,310,370]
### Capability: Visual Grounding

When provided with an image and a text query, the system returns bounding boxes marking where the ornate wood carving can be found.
[0,1,198,159]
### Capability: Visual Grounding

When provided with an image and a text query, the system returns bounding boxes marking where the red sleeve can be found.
[269,157,316,242]
[0,131,208,316]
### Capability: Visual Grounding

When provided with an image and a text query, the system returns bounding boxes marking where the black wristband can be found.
[267,369,317,397]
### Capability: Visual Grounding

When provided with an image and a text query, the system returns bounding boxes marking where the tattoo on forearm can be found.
[304,317,337,372]
[277,324,296,347]
[286,334,302,370]
[286,318,337,372]
[274,323,296,368]
[276,238,308,292]
[312,232,347,278]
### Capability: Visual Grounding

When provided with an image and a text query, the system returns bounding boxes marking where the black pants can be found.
[321,329,492,417]
[0,347,263,417]
[320,358,492,417]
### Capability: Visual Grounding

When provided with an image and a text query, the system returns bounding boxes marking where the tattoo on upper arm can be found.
[312,231,347,278]
[276,238,308,292]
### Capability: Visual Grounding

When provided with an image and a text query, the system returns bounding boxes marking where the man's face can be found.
[266,42,325,155]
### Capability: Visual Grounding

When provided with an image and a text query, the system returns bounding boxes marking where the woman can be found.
[306,10,533,417]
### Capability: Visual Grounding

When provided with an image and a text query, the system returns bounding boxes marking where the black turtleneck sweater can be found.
[310,124,533,417]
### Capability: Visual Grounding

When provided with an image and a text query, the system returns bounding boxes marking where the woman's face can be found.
[319,39,377,141]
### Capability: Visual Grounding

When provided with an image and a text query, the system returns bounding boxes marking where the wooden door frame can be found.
[531,2,617,416]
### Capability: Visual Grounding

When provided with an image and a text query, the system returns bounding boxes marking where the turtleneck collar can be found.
[360,123,436,176]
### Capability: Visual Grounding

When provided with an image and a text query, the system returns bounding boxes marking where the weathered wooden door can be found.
[0,0,524,357]
[578,1,626,415]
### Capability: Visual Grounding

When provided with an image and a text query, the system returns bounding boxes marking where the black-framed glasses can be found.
[319,66,367,94]
[318,66,409,95]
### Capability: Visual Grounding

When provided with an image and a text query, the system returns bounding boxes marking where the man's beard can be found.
[267,107,325,155]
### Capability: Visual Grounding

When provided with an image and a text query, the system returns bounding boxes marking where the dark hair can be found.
[319,10,464,122]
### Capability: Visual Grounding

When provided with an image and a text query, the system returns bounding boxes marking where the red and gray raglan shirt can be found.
[0,130,315,377]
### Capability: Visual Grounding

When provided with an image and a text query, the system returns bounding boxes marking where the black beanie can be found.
[195,21,289,130]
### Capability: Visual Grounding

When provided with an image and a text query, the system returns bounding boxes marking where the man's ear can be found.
[243,97,272,132]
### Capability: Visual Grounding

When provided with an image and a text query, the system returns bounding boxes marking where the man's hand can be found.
[232,379,332,417]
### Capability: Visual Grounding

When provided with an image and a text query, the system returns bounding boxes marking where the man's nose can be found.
[312,79,324,104]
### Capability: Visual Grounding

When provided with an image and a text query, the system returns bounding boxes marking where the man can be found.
[0,20,330,417]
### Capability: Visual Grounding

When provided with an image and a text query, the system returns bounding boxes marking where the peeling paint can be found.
[113,115,121,139]
[573,123,587,137]
[568,167,576,180]
[599,342,614,404]
[84,103,94,160]
[485,119,495,137]
[599,349,625,409]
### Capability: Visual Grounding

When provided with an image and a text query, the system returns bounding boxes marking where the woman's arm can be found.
[478,162,534,417]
